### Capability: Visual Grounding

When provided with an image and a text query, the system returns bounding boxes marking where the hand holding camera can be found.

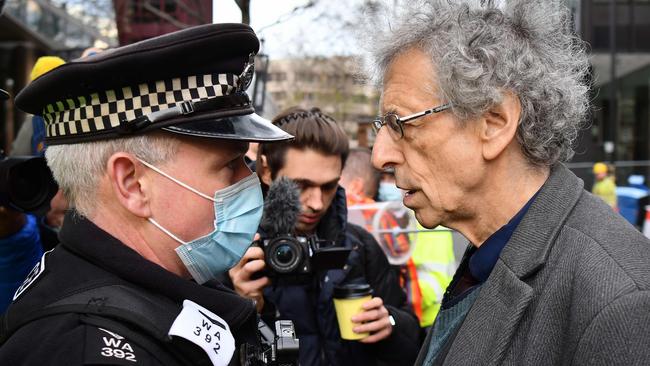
[257,177,350,278]
[230,177,352,310]
[229,234,269,313]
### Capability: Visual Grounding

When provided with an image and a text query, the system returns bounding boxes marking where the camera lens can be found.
[267,237,303,274]
[10,159,56,211]
[1,156,57,214]
[275,244,295,265]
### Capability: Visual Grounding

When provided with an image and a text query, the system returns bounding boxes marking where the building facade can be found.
[266,56,379,147]
[568,0,650,186]
[0,0,117,152]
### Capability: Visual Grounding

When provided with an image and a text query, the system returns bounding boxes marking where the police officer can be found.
[0,23,292,365]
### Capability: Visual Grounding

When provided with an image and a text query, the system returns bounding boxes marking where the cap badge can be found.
[236,53,255,92]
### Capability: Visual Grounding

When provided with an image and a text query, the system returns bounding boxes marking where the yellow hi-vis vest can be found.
[409,225,456,327]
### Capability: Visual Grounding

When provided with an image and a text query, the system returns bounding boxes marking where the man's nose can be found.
[304,187,324,212]
[372,127,402,171]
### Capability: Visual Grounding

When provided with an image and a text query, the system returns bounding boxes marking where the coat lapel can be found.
[441,264,533,365]
[440,164,585,365]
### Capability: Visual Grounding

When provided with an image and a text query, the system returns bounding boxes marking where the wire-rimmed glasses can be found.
[372,103,451,139]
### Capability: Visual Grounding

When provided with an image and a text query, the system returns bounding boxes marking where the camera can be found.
[260,235,351,276]
[240,320,299,366]
[0,152,58,215]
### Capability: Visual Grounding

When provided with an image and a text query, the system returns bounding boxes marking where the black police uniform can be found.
[0,22,292,366]
[0,212,259,365]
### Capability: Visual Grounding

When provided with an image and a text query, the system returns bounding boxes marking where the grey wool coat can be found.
[415,164,650,366]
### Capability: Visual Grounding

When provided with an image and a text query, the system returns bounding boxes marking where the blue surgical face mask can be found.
[138,158,263,284]
[377,182,403,202]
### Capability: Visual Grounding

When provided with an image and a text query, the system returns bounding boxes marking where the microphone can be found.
[259,177,301,237]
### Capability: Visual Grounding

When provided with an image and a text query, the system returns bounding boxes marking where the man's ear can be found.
[480,91,521,161]
[258,154,273,186]
[106,153,151,218]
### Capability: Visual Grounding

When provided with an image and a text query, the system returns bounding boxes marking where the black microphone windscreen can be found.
[260,177,301,237]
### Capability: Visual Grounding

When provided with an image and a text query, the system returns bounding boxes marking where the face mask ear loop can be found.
[148,218,188,246]
[137,157,216,203]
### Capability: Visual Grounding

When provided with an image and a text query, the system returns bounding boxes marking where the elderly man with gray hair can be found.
[364,0,650,365]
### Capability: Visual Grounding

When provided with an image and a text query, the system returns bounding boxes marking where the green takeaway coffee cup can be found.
[333,284,373,340]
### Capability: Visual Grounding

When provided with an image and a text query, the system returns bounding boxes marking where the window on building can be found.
[269,72,287,82]
[296,72,316,82]
[271,91,287,101]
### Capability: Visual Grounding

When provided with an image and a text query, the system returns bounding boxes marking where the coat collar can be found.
[499,163,584,279]
[58,211,258,334]
[316,186,348,245]
[423,164,585,366]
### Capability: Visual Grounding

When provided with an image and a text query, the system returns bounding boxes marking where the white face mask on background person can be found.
[138,158,263,284]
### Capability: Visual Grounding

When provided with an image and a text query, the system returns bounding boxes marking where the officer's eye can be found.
[225,155,243,170]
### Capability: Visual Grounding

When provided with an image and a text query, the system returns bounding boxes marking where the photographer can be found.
[0,24,293,365]
[0,57,69,312]
[0,88,44,312]
[229,108,420,366]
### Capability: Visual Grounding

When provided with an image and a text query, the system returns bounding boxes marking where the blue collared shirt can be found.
[468,193,538,282]
[443,191,539,308]
[427,192,540,365]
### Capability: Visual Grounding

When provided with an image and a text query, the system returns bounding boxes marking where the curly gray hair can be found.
[364,0,590,166]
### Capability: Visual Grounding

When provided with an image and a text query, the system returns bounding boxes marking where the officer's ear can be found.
[106,153,151,218]
[258,154,272,186]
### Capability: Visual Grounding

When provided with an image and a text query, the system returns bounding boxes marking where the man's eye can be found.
[322,182,338,191]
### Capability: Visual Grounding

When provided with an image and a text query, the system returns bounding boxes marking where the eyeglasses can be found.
[372,103,451,139]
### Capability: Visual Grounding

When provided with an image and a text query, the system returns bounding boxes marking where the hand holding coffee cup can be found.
[333,284,394,343]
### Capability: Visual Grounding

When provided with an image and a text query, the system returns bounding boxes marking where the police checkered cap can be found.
[42,72,239,139]
[14,23,292,145]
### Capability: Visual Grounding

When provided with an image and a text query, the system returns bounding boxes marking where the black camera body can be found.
[0,152,58,215]
[260,235,351,276]
[258,177,351,278]
[240,320,299,366]
[261,235,313,275]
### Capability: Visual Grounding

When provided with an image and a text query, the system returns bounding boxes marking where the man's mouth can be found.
[299,214,320,224]
[401,187,419,206]
[398,185,417,196]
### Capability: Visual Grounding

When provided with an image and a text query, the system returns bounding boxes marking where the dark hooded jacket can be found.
[261,187,421,366]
